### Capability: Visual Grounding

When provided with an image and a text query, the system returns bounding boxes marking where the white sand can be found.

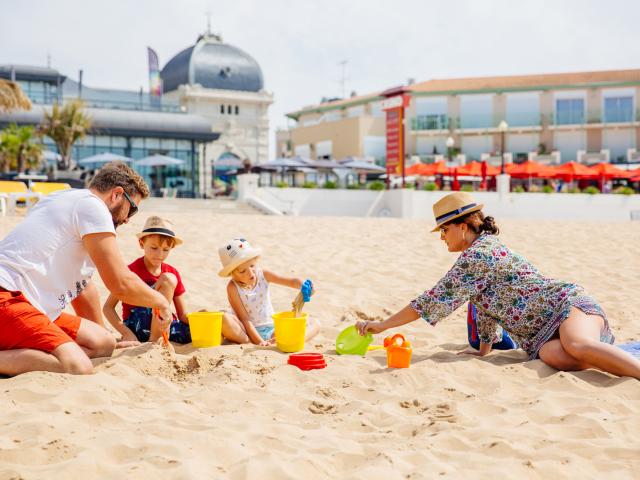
[0,206,639,479]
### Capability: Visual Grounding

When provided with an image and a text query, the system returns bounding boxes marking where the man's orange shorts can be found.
[0,289,81,353]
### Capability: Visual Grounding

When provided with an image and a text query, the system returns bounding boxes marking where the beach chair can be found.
[31,182,72,196]
[0,180,41,214]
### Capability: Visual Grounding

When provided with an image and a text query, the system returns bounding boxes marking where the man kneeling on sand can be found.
[0,162,174,376]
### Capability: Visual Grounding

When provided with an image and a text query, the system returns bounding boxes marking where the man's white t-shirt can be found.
[0,189,115,320]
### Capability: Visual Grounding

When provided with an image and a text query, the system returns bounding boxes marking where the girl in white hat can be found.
[218,238,318,346]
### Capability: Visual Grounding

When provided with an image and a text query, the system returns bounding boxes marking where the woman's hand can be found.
[355,320,386,336]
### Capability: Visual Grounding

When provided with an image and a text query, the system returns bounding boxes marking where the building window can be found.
[555,98,584,125]
[220,105,224,114]
[604,97,633,123]
[227,105,232,114]
[235,105,239,115]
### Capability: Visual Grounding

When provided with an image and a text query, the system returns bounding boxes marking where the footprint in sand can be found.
[308,401,337,414]
[399,400,457,422]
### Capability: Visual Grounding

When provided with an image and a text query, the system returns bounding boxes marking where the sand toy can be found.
[288,352,326,371]
[188,311,223,348]
[384,334,412,368]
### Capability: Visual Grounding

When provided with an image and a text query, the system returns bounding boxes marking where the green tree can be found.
[0,124,44,173]
[39,100,91,170]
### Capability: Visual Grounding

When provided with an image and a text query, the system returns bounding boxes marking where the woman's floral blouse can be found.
[410,233,613,359]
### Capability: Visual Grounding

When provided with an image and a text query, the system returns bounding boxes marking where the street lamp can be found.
[446,136,455,163]
[498,120,509,174]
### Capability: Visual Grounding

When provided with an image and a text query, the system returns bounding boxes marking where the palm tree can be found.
[0,79,32,112]
[39,100,91,170]
[0,124,44,173]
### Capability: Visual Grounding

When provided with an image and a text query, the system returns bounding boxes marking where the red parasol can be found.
[550,162,594,182]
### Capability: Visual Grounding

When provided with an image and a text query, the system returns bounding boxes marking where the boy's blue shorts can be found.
[467,303,517,350]
[124,307,191,344]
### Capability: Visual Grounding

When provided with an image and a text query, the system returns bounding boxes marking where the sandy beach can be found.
[0,205,639,479]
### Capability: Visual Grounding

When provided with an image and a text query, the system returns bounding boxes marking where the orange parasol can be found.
[587,163,632,179]
[457,161,499,177]
[406,160,449,176]
[549,162,594,182]
[505,160,553,178]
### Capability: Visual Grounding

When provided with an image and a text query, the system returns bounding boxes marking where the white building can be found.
[161,32,273,196]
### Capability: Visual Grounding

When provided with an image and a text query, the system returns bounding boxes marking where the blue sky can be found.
[1,0,638,156]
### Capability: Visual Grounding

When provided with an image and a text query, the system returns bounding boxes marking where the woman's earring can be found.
[462,231,467,244]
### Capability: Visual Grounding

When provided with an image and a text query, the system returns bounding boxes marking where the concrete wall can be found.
[291,115,385,160]
[253,187,640,221]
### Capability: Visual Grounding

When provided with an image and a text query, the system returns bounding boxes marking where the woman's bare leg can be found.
[556,308,640,379]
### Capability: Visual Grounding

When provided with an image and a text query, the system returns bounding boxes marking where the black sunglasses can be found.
[122,191,138,219]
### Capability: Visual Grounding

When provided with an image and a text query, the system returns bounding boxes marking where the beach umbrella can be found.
[135,155,185,192]
[506,160,555,191]
[303,158,343,169]
[78,152,133,166]
[587,163,632,192]
[43,150,61,164]
[339,160,385,172]
[260,157,310,171]
[587,163,631,179]
[550,161,594,182]
[457,161,500,177]
[214,155,243,171]
[135,154,184,167]
[405,163,429,176]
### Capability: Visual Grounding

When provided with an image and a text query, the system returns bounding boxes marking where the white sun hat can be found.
[217,238,262,277]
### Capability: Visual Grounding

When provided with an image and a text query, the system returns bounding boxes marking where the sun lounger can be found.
[31,182,72,195]
[0,180,41,214]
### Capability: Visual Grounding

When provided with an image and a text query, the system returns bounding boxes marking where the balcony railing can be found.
[25,91,184,113]
[407,109,640,131]
[552,110,640,126]
[411,114,450,130]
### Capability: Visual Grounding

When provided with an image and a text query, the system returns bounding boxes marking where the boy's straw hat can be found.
[431,192,484,232]
[218,238,261,277]
[136,216,183,245]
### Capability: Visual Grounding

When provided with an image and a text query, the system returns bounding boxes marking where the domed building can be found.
[161,32,273,196]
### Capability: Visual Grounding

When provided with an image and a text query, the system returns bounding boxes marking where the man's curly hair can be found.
[89,161,150,199]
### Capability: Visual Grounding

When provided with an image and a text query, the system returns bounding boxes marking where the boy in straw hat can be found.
[103,216,191,344]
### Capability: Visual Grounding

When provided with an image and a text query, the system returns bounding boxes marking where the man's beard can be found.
[109,203,127,229]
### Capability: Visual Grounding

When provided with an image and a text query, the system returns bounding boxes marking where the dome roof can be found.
[161,34,264,93]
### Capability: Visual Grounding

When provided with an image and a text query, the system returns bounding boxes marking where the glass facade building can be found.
[0,65,219,197]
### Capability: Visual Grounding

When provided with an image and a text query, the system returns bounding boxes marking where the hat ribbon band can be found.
[435,203,478,223]
[142,227,175,237]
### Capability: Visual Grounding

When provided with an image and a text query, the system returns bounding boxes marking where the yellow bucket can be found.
[187,311,223,348]
[272,311,307,353]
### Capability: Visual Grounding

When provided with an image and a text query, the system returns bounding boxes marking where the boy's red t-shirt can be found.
[121,257,186,321]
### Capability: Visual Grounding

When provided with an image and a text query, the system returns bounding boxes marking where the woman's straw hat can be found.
[218,238,262,277]
[431,192,484,232]
[136,216,183,245]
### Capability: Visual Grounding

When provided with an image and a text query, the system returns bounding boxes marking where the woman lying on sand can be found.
[356,192,640,380]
